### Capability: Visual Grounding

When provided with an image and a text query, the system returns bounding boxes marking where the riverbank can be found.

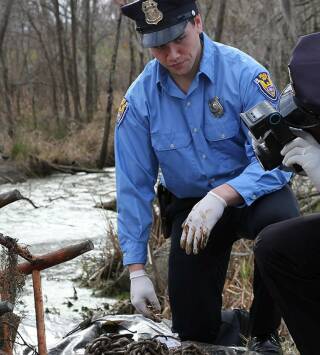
[0,160,27,184]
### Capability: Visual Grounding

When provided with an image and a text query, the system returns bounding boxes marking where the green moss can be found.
[11,142,30,159]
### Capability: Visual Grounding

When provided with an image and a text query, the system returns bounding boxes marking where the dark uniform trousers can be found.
[254,213,320,355]
[164,184,300,343]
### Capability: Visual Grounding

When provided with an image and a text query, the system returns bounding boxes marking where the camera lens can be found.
[268,113,282,125]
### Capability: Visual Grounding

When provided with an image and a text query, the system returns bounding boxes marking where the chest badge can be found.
[142,0,163,25]
[209,97,224,118]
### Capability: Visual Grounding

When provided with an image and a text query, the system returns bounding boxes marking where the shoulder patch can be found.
[254,72,278,101]
[116,98,128,126]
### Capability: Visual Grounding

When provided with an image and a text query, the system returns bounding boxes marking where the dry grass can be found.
[1,91,125,168]
[4,119,107,167]
[225,240,298,354]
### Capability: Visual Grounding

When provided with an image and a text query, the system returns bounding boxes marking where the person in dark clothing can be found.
[255,130,320,355]
[254,31,320,355]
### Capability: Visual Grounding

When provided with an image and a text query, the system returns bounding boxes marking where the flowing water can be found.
[0,168,118,352]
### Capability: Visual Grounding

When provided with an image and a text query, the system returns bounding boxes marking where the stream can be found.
[0,168,118,353]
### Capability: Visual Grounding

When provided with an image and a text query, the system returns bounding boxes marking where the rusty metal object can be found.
[85,334,209,355]
[0,239,94,354]
[126,339,169,354]
[85,333,134,354]
[1,321,12,355]
[32,270,47,355]
[171,344,209,354]
[0,301,14,355]
[0,234,33,262]
[17,240,94,275]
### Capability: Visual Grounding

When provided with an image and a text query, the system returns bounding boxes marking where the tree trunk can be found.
[98,12,122,168]
[0,0,15,50]
[26,9,60,125]
[70,0,81,122]
[84,0,94,122]
[128,22,137,86]
[214,0,227,42]
[279,0,298,40]
[91,0,99,113]
[0,53,14,137]
[53,0,71,120]
[0,0,15,137]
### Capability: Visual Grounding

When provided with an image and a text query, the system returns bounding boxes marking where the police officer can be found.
[254,32,320,355]
[115,0,300,353]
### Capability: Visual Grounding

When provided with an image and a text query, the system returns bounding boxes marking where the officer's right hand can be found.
[130,269,161,320]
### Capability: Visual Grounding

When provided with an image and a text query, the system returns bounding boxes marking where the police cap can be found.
[289,32,320,115]
[121,0,198,48]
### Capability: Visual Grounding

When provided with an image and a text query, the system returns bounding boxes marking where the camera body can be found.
[240,31,320,171]
[240,85,316,170]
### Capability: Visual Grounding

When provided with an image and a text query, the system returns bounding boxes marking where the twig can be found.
[2,320,39,355]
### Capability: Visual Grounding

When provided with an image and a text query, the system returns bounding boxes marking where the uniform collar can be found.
[155,32,215,91]
[198,32,215,84]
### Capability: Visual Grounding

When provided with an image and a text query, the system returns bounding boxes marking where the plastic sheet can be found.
[20,312,257,355]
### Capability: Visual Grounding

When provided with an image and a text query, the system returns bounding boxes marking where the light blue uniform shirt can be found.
[115,33,291,265]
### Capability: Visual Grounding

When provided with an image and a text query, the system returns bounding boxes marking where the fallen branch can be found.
[29,156,108,176]
[94,199,117,211]
[0,190,38,209]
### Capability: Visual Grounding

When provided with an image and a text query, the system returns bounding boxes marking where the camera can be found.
[240,32,320,171]
[240,85,319,170]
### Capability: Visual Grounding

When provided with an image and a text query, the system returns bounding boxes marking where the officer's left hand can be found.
[281,130,320,192]
[180,191,227,255]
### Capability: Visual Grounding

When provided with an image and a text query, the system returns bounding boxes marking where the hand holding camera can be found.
[241,32,320,172]
[281,130,320,192]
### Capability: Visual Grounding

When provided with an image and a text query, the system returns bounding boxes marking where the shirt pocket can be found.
[204,115,240,142]
[151,131,192,151]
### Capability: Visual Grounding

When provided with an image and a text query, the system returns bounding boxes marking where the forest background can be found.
[0,0,319,170]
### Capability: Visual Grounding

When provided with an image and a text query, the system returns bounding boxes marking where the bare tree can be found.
[84,0,94,122]
[214,0,227,42]
[98,10,122,168]
[0,0,15,136]
[23,2,60,125]
[128,21,137,86]
[53,0,71,120]
[70,0,81,122]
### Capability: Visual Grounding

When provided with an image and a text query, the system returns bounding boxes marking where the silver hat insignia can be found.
[209,97,224,118]
[142,0,163,25]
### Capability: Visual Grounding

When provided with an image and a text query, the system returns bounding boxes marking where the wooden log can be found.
[28,156,108,176]
[17,240,94,275]
[0,190,38,209]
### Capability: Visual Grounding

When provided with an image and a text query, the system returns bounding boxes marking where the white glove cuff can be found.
[208,191,227,207]
[130,269,147,280]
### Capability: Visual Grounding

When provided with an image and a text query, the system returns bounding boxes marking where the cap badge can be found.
[142,0,163,25]
[209,97,224,118]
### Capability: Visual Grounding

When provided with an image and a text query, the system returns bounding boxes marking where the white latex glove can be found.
[130,270,161,320]
[281,130,320,192]
[180,191,227,255]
